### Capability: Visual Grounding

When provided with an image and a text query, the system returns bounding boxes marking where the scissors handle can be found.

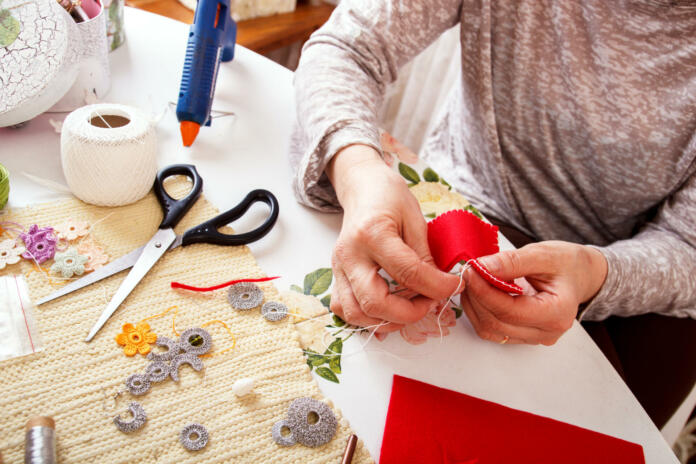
[153,164,204,229]
[180,189,279,247]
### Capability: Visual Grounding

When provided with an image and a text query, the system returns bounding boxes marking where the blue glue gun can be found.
[176,0,237,147]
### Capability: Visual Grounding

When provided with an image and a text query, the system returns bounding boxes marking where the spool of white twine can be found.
[60,103,158,206]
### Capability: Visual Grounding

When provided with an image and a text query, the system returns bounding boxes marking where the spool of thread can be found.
[24,416,56,464]
[0,164,10,209]
[61,103,158,207]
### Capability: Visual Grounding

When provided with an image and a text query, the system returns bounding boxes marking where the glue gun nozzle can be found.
[180,121,200,147]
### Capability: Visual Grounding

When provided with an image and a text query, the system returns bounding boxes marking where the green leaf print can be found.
[320,294,331,308]
[423,167,439,182]
[303,268,333,296]
[315,366,339,383]
[398,162,420,184]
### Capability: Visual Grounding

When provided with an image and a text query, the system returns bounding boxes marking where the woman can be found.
[290,0,696,429]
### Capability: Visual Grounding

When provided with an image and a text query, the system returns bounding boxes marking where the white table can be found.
[0,8,679,463]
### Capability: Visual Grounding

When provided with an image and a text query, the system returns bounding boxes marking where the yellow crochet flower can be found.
[115,322,157,356]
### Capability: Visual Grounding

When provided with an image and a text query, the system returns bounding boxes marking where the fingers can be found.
[369,233,463,301]
[341,258,440,324]
[464,266,563,329]
[460,291,556,345]
[330,263,402,333]
[476,243,559,282]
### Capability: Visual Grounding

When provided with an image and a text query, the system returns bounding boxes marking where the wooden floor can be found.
[125,0,335,55]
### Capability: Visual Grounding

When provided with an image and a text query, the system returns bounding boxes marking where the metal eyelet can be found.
[286,397,337,447]
[145,360,170,382]
[147,336,185,362]
[261,301,288,322]
[170,353,205,382]
[179,327,212,355]
[180,423,209,451]
[125,373,151,396]
[113,402,147,433]
[227,282,263,310]
[271,419,296,446]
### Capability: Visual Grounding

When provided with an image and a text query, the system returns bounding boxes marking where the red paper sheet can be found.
[380,375,645,464]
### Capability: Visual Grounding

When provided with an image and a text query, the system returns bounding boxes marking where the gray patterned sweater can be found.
[289,0,696,320]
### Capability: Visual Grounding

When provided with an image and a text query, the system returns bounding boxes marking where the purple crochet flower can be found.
[20,225,57,264]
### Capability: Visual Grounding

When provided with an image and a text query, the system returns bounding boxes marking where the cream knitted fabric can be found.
[0,178,372,463]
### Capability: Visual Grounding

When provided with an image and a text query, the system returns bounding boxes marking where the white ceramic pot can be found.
[0,0,81,127]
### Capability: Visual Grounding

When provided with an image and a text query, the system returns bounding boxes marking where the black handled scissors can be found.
[35,164,279,342]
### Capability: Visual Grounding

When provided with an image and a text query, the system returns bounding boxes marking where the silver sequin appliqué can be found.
[286,397,337,447]
[114,402,147,433]
[227,282,263,310]
[261,301,288,322]
[180,423,209,451]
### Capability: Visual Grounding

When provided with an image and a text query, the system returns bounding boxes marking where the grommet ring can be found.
[113,402,147,433]
[179,327,212,355]
[271,419,296,446]
[286,397,337,447]
[227,282,264,310]
[261,301,288,322]
[170,353,205,382]
[145,360,170,382]
[125,373,151,396]
[147,336,184,362]
[180,423,209,451]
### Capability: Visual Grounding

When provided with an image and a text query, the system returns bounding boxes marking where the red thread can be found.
[14,275,35,353]
[170,276,280,292]
[470,259,523,295]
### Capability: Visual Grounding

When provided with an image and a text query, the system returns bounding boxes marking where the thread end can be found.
[25,416,55,431]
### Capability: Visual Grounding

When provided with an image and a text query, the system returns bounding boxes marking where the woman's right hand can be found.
[326,144,463,333]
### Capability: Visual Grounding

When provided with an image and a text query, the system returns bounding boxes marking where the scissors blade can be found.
[36,235,186,306]
[85,228,176,342]
[35,246,147,305]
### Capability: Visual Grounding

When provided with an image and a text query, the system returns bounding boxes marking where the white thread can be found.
[436,263,468,342]
[60,104,158,207]
[21,173,72,194]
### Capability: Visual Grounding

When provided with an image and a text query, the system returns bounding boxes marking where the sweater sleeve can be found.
[289,0,463,212]
[582,170,696,320]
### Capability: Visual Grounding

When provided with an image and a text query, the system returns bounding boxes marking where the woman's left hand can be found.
[460,241,608,345]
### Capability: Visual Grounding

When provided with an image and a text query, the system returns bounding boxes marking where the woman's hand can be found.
[326,144,462,333]
[461,241,608,345]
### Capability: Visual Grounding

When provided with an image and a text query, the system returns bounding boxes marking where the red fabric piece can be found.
[470,259,523,295]
[170,276,280,292]
[427,210,522,294]
[427,210,500,271]
[380,375,645,464]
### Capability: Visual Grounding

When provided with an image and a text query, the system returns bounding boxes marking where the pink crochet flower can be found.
[20,225,57,264]
[78,240,109,271]
[55,220,89,241]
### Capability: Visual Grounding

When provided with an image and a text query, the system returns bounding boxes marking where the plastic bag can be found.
[0,275,43,361]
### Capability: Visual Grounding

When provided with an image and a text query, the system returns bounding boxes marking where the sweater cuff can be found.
[292,120,382,212]
[578,245,622,321]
